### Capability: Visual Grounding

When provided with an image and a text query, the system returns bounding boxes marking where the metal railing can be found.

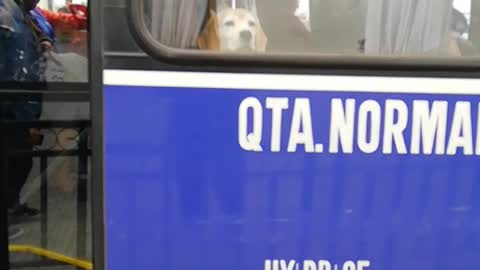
[1,119,91,269]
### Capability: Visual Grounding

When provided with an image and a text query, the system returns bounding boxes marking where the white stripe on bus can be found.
[104,69,480,95]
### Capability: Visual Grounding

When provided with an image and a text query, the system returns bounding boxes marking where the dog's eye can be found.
[224,20,235,27]
[248,20,255,27]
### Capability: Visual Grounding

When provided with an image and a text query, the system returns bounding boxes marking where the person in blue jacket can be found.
[0,0,53,82]
[30,7,56,45]
[0,0,53,240]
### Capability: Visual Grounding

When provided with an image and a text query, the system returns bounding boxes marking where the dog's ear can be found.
[255,21,268,52]
[209,9,217,18]
[197,10,221,51]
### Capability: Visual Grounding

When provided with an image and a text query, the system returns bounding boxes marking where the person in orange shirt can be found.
[37,6,87,31]
[34,5,87,56]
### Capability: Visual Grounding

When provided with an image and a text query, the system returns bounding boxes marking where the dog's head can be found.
[217,8,258,51]
[198,8,267,52]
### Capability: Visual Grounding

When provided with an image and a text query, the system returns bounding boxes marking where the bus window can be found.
[0,0,89,83]
[105,0,143,53]
[0,0,93,269]
[141,0,480,58]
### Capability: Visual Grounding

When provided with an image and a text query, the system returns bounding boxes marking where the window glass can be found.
[4,94,92,270]
[453,0,471,43]
[104,0,142,52]
[0,0,89,83]
[144,0,480,57]
[0,0,93,269]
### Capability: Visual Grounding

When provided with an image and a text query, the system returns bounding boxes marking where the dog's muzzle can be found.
[240,30,253,42]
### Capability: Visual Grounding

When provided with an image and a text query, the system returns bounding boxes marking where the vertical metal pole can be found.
[40,156,48,248]
[0,132,10,269]
[76,130,88,260]
[90,0,106,267]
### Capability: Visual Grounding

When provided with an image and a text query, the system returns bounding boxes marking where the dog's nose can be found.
[240,30,252,41]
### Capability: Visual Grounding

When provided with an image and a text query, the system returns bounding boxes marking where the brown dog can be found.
[198,8,267,52]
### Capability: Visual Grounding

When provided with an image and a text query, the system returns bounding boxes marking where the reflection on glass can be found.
[4,96,92,269]
[0,0,88,83]
[1,0,92,268]
[144,0,479,57]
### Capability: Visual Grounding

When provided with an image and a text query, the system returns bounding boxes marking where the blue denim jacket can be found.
[0,0,43,121]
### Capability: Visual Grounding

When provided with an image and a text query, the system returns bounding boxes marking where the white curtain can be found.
[217,0,257,13]
[148,0,208,49]
[146,0,261,49]
[364,0,454,55]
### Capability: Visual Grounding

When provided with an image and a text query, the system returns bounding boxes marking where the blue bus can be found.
[2,0,480,270]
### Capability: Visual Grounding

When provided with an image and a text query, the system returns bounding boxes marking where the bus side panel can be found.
[104,83,480,270]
